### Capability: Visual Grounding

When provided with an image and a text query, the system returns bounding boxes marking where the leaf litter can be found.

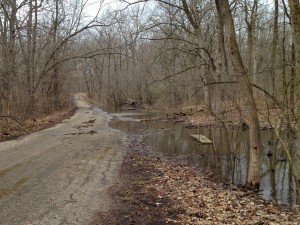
[93,136,300,225]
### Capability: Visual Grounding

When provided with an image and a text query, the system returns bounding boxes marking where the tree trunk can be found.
[25,0,38,116]
[290,43,295,119]
[52,0,60,112]
[270,0,279,107]
[287,0,300,197]
[0,0,17,126]
[215,1,228,114]
[215,0,261,189]
[245,0,258,83]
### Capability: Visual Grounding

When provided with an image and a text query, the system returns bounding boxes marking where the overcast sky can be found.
[85,0,137,17]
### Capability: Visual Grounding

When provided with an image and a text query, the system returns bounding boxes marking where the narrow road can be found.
[0,94,125,225]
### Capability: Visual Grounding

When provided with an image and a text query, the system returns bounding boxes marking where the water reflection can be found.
[109,112,297,206]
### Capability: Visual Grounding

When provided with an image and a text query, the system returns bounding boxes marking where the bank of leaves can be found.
[0,108,76,142]
[163,108,280,129]
[137,156,300,224]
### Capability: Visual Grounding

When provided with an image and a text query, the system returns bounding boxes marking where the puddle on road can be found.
[109,110,298,207]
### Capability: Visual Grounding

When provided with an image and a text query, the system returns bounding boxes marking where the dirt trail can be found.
[0,93,125,225]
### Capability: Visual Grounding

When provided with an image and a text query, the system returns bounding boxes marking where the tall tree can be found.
[270,0,279,103]
[0,0,18,125]
[287,0,300,197]
[244,0,258,83]
[215,0,261,189]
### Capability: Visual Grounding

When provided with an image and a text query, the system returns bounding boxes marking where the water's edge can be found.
[109,111,297,206]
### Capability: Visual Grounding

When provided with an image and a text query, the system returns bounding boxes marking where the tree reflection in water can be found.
[109,112,298,207]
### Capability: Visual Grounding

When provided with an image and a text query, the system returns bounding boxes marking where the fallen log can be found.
[190,134,213,144]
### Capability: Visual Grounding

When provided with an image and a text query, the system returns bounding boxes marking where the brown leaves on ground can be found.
[93,148,300,224]
[91,152,178,225]
[165,108,280,129]
[146,157,300,224]
[0,108,76,142]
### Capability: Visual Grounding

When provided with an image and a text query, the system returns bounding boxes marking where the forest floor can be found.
[0,108,76,142]
[159,106,280,130]
[2,97,299,224]
[92,136,300,225]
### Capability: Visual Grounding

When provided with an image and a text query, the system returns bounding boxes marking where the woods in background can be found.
[0,0,104,122]
[1,0,300,196]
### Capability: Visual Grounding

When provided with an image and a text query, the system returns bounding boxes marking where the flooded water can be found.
[109,111,298,207]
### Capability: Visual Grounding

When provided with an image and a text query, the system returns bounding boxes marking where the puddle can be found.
[110,111,161,121]
[109,110,298,207]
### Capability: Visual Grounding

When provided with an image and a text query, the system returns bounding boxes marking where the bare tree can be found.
[244,0,259,83]
[215,0,261,189]
[271,0,279,103]
[0,0,23,125]
[287,0,300,198]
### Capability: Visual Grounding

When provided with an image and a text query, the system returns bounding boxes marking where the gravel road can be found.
[0,94,125,225]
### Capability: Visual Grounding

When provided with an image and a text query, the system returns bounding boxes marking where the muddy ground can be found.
[91,153,177,225]
[90,137,179,225]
